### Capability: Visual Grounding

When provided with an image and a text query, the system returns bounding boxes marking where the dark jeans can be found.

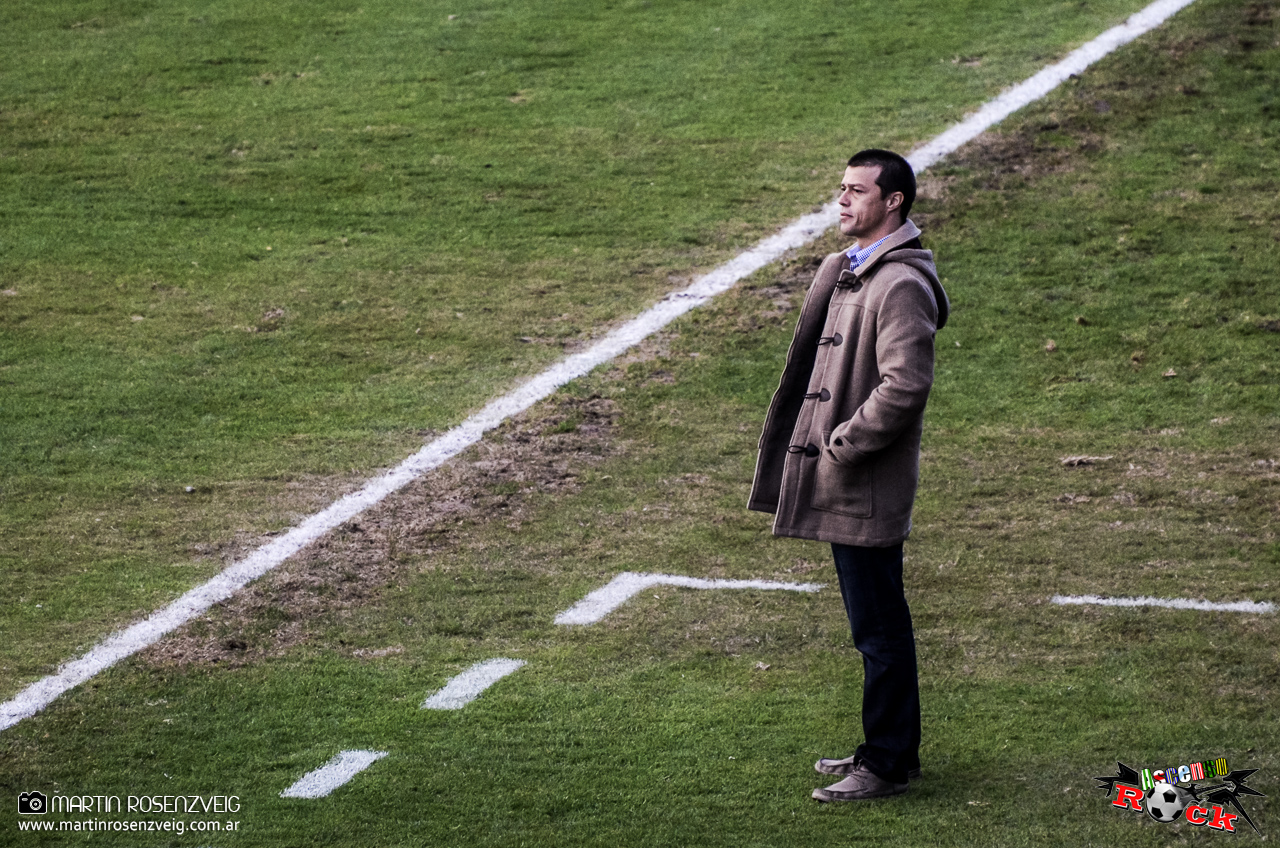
[831,542,921,784]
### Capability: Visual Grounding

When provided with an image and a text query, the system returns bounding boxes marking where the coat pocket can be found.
[811,450,873,518]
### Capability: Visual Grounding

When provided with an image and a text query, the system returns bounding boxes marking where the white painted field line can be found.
[555,572,824,626]
[421,658,526,710]
[1052,595,1276,614]
[0,0,1202,734]
[908,0,1199,172]
[280,750,389,799]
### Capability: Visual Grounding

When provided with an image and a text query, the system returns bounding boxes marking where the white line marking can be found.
[1051,595,1276,614]
[421,658,526,710]
[0,0,1201,732]
[280,750,389,799]
[555,572,824,626]
[908,0,1200,171]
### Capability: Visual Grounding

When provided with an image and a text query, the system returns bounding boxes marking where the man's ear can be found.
[885,191,904,213]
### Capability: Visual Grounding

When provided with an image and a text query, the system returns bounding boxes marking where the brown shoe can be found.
[815,754,921,781]
[812,763,909,802]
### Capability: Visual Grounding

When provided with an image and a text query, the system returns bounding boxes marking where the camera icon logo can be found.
[18,791,48,815]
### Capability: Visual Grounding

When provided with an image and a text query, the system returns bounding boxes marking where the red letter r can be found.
[1113,784,1144,812]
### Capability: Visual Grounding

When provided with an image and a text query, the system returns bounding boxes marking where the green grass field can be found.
[3,0,1279,845]
[0,0,1158,689]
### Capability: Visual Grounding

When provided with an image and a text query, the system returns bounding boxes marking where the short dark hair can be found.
[847,149,916,220]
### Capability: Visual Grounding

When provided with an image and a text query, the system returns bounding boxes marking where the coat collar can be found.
[844,219,923,280]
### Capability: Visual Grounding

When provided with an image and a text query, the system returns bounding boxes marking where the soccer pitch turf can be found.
[1,0,1159,687]
[3,0,1280,845]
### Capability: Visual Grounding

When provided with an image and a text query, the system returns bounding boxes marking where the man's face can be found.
[837,165,902,242]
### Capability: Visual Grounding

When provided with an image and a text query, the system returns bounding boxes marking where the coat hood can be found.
[852,219,949,331]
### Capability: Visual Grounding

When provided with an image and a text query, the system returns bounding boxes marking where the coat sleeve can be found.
[826,276,938,466]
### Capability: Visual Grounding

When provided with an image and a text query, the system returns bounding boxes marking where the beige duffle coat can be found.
[748,220,949,547]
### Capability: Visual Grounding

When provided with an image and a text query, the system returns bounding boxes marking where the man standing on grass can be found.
[748,149,948,802]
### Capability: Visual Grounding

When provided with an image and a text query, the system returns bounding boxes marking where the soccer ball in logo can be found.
[1145,781,1187,822]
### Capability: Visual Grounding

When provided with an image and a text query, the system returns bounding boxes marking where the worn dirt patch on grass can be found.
[142,394,623,669]
[950,122,1103,192]
[184,471,377,566]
